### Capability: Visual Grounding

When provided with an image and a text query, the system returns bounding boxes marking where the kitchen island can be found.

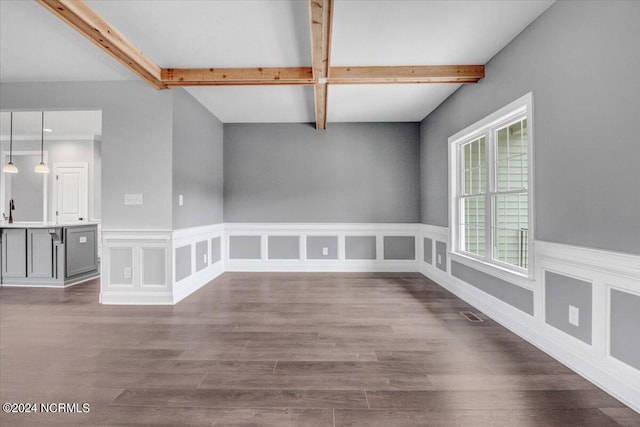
[0,222,99,287]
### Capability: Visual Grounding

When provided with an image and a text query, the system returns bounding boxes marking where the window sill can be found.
[449,251,535,291]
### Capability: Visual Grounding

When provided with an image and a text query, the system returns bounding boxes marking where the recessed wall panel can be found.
[66,226,97,278]
[451,260,533,315]
[345,236,376,260]
[175,245,191,282]
[306,236,338,259]
[435,241,447,272]
[610,289,640,370]
[424,237,433,264]
[544,271,592,344]
[268,236,300,260]
[229,236,261,259]
[195,240,208,271]
[384,236,415,260]
[109,247,133,285]
[211,237,221,264]
[142,247,166,286]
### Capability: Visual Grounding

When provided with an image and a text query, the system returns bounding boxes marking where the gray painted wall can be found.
[224,122,420,223]
[383,236,415,260]
[172,88,223,229]
[419,1,640,255]
[92,139,102,220]
[610,289,640,370]
[0,81,173,230]
[451,261,534,315]
[544,271,593,345]
[268,236,300,260]
[345,236,376,260]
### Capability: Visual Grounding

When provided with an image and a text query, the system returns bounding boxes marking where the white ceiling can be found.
[0,111,102,141]
[0,0,133,82]
[0,0,555,124]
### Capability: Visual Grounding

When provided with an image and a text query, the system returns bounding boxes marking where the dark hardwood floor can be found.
[1,272,638,426]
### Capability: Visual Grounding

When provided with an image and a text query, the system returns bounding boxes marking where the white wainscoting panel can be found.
[172,223,225,304]
[224,223,420,272]
[419,224,640,412]
[101,230,173,304]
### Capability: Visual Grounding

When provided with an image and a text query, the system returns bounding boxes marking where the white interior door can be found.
[54,163,88,224]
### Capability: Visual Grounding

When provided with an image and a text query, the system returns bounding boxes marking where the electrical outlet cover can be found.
[569,305,580,327]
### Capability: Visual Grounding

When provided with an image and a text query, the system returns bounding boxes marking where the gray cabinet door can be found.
[2,229,27,278]
[27,229,54,278]
[65,226,97,278]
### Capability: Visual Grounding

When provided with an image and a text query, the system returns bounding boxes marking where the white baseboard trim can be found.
[173,261,224,304]
[100,291,173,305]
[2,282,76,289]
[420,262,640,413]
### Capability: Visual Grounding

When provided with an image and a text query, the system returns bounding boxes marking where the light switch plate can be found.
[322,247,329,256]
[124,194,143,205]
[179,195,183,206]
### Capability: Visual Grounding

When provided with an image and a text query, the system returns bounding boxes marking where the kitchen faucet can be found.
[8,199,15,223]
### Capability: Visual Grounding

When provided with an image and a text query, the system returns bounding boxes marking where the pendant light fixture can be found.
[34,111,49,174]
[2,112,18,174]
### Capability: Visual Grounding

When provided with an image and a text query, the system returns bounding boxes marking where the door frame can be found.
[53,162,88,224]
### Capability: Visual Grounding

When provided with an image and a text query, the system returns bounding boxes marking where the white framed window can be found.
[448,93,534,279]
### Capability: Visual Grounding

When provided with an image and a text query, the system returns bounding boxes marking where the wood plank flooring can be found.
[1,272,638,426]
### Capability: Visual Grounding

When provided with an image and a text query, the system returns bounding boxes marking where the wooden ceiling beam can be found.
[309,0,333,129]
[161,67,314,87]
[329,65,485,84]
[37,0,486,120]
[36,0,166,89]
[160,64,484,87]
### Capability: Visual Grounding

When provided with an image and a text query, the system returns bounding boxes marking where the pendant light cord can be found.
[9,112,13,163]
[40,111,45,163]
